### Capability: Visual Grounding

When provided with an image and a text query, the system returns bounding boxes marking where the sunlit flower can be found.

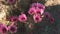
[31,3,45,9]
[8,25,17,33]
[18,13,27,22]
[33,14,42,23]
[28,7,36,15]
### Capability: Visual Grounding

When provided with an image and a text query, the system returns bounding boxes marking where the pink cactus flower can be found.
[31,3,45,9]
[31,3,37,8]
[44,12,54,23]
[33,14,42,23]
[10,16,18,22]
[0,24,8,34]
[35,8,44,15]
[28,7,36,15]
[8,25,17,33]
[18,13,27,23]
[8,16,18,22]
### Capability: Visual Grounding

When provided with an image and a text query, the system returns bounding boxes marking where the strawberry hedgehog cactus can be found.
[0,0,54,34]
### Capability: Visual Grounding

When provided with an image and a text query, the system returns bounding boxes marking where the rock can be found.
[45,0,60,6]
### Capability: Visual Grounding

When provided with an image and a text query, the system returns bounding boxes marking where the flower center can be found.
[36,17,39,20]
[2,27,7,33]
[22,17,25,20]
[10,27,16,32]
[36,11,41,14]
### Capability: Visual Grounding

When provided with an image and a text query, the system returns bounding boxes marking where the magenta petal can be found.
[0,24,8,34]
[44,12,51,19]
[11,17,18,22]
[37,3,45,9]
[18,14,27,22]
[35,8,44,15]
[9,16,18,22]
[31,3,45,9]
[33,14,42,23]
[1,27,8,33]
[31,3,37,8]
[8,25,17,33]
[0,23,3,27]
[35,8,41,14]
[28,8,36,15]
